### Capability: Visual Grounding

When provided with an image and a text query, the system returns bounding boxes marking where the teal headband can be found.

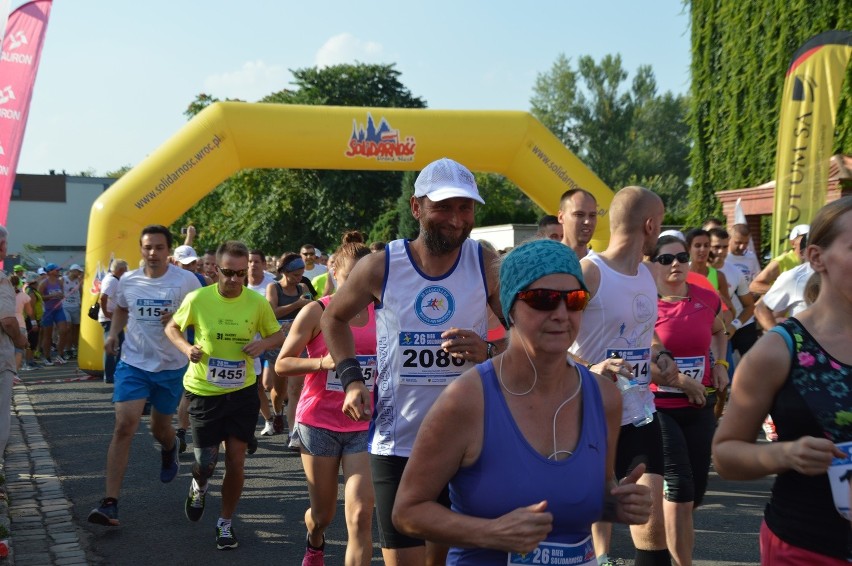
[499,239,587,323]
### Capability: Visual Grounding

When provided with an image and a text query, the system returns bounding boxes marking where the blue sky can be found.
[14,1,691,176]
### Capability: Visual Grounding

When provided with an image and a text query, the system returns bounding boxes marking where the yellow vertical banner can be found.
[772,30,852,258]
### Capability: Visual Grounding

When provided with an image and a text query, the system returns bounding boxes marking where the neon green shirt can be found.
[774,249,801,275]
[172,285,280,396]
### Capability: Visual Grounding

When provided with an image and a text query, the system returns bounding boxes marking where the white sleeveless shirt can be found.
[371,238,488,457]
[569,254,658,426]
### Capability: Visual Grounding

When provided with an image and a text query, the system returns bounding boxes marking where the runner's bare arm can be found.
[321,251,384,362]
[275,302,325,376]
[104,306,128,356]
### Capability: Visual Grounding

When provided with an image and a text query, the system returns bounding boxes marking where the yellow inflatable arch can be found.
[80,102,614,372]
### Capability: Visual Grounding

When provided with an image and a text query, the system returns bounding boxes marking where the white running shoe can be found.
[260,420,275,436]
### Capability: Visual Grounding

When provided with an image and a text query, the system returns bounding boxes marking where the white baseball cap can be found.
[659,229,686,242]
[789,224,809,240]
[173,245,200,265]
[414,158,484,204]
[68,264,82,272]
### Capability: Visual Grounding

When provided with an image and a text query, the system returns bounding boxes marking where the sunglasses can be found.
[217,266,247,278]
[653,252,690,265]
[516,288,590,312]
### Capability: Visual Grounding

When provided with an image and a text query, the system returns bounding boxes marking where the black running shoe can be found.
[87,498,119,526]
[185,482,206,522]
[247,435,258,455]
[216,523,238,550]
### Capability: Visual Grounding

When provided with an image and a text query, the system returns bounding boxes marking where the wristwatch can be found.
[486,341,496,359]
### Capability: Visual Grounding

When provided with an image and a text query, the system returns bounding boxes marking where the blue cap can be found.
[44,263,60,272]
[499,239,587,323]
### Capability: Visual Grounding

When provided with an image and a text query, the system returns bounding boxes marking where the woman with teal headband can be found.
[394,238,651,564]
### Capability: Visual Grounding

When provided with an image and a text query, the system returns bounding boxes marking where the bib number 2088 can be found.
[402,348,465,369]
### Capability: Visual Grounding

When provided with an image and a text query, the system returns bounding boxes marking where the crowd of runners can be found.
[1,156,850,565]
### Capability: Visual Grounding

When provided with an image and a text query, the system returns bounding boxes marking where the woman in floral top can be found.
[713,196,852,564]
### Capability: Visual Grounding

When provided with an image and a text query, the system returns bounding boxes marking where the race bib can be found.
[206,358,247,388]
[398,331,469,385]
[657,355,705,394]
[326,355,377,392]
[134,298,173,326]
[508,535,595,565]
[606,347,651,388]
[829,440,852,520]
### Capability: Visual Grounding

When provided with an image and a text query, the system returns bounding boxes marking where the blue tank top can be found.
[43,279,63,312]
[447,360,607,565]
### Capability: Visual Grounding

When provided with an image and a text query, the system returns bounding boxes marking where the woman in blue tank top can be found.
[393,239,652,565]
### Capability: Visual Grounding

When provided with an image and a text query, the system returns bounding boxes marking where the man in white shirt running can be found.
[88,225,201,527]
[322,157,505,566]
[569,186,679,566]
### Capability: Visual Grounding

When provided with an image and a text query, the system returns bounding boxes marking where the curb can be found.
[3,387,87,565]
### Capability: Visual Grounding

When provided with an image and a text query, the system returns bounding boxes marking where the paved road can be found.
[8,361,771,565]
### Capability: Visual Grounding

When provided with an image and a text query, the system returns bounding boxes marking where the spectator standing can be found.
[0,226,29,452]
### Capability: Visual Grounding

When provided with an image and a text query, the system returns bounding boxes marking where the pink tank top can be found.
[296,296,376,433]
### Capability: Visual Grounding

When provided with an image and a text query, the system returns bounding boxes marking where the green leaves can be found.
[531,53,691,224]
[687,0,852,227]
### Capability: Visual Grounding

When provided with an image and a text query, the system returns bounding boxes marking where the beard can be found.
[421,219,472,256]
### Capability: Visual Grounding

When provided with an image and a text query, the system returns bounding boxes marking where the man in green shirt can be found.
[166,240,283,551]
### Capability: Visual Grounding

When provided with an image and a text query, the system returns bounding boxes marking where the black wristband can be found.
[336,357,366,391]
[655,350,674,364]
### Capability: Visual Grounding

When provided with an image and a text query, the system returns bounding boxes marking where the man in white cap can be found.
[749,224,809,295]
[62,264,84,359]
[322,157,505,566]
[172,245,211,286]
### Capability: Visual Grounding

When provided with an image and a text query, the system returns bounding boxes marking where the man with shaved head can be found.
[570,186,678,566]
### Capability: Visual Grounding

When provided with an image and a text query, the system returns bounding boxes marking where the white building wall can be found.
[470,224,538,252]
[5,176,113,269]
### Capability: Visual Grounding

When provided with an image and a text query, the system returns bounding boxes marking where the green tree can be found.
[687,0,852,226]
[531,54,691,223]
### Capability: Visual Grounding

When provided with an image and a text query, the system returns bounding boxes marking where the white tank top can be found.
[371,238,488,457]
[569,254,658,426]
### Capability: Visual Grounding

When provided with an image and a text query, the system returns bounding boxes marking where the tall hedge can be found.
[687,0,852,225]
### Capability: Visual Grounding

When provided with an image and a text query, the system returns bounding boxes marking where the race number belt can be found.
[656,355,705,394]
[398,331,469,385]
[605,347,651,388]
[508,535,595,565]
[206,357,247,388]
[326,355,377,392]
[134,298,173,326]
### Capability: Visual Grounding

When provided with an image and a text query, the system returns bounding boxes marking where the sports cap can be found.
[659,229,686,242]
[45,263,60,272]
[173,245,200,265]
[789,224,809,240]
[68,264,82,272]
[413,158,484,204]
